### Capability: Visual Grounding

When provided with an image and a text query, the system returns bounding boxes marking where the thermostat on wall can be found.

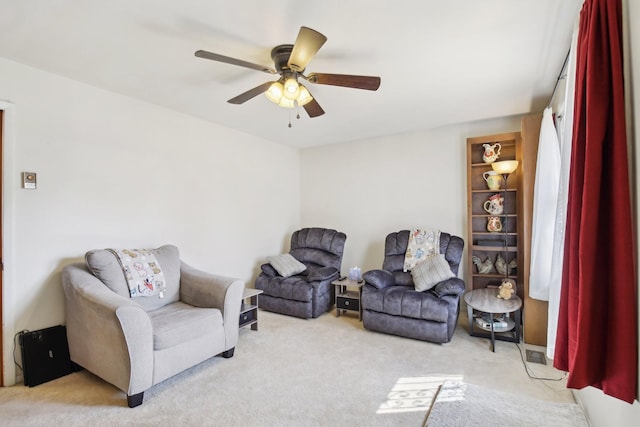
[22,172,37,189]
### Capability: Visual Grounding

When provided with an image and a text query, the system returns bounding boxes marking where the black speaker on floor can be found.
[19,325,74,387]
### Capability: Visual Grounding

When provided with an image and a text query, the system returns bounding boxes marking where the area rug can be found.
[425,380,588,427]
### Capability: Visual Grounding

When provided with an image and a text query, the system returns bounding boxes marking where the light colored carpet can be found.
[426,379,589,426]
[0,310,578,426]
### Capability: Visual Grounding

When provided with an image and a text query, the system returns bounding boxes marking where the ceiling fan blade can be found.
[287,27,327,72]
[195,50,277,74]
[306,73,381,91]
[303,97,325,118]
[227,81,274,104]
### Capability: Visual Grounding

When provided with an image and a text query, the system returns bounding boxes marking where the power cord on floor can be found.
[515,342,566,381]
[13,329,29,373]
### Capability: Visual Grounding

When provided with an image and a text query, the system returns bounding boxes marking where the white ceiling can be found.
[0,0,582,148]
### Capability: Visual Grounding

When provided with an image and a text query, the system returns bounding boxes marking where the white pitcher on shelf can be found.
[482,143,501,163]
[483,171,502,190]
[483,194,504,215]
[487,216,503,232]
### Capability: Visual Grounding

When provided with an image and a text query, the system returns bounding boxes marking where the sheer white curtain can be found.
[546,22,579,360]
[529,107,561,302]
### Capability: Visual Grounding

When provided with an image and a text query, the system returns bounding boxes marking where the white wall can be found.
[2,3,638,422]
[0,57,301,385]
[300,116,521,279]
[574,0,640,424]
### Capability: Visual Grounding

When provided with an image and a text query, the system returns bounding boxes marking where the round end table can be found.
[464,288,522,352]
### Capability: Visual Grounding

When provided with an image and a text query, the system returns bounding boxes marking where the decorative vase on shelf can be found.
[483,171,502,190]
[487,216,502,232]
[482,143,501,163]
[483,194,504,215]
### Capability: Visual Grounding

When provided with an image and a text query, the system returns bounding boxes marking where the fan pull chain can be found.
[287,108,302,128]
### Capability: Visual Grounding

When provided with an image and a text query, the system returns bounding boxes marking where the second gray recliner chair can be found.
[255,227,347,319]
[361,230,465,343]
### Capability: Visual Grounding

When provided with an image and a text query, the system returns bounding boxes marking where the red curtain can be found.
[554,0,638,403]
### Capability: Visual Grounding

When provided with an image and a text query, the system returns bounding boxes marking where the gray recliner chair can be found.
[361,230,465,343]
[255,228,347,319]
[62,245,244,407]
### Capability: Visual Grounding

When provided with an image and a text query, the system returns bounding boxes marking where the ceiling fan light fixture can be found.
[283,78,300,100]
[278,97,296,108]
[265,81,284,104]
[296,84,313,106]
[266,79,311,109]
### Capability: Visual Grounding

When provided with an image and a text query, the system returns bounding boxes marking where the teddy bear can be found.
[497,279,515,300]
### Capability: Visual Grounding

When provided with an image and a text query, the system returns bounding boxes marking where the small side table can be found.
[332,278,364,320]
[240,288,263,331]
[464,288,522,352]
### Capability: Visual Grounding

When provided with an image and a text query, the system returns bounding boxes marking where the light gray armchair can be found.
[62,245,244,407]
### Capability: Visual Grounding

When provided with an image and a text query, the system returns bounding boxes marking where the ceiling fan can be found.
[194,26,381,118]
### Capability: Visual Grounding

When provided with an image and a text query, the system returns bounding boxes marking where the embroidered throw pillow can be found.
[411,254,455,291]
[267,253,307,277]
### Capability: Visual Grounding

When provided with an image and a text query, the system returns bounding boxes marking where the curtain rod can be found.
[547,48,571,108]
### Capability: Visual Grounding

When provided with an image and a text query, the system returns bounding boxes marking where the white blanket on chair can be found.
[403,229,441,272]
[109,248,167,298]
